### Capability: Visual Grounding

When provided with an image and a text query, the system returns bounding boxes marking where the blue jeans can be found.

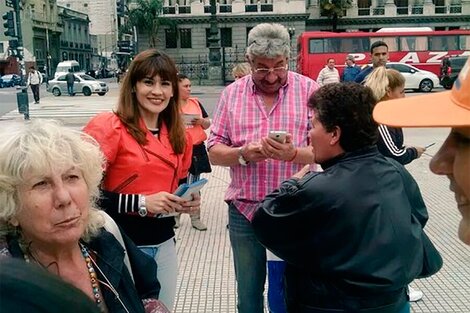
[228,203,266,313]
[139,237,178,311]
[67,84,74,96]
[267,260,287,313]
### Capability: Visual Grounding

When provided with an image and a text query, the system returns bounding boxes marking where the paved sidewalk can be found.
[174,150,470,313]
[1,86,469,313]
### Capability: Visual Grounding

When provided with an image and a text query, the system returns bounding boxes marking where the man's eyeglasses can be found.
[252,65,288,77]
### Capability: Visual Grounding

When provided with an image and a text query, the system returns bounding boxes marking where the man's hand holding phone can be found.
[261,131,297,161]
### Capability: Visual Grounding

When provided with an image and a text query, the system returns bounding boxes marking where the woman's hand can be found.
[145,192,184,215]
[177,192,201,214]
[192,117,211,129]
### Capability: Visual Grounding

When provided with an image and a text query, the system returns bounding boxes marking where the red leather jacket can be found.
[84,112,192,195]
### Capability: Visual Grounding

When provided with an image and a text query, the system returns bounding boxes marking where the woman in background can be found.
[365,67,425,165]
[232,62,251,80]
[175,73,212,230]
[365,67,425,302]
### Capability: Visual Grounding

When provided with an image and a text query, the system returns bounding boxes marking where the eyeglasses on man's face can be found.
[252,65,288,77]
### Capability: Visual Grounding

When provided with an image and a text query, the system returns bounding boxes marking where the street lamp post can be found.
[208,0,221,66]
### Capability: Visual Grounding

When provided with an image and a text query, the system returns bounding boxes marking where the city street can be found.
[0,83,469,312]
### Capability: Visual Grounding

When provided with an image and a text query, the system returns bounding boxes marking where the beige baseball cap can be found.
[373,57,470,127]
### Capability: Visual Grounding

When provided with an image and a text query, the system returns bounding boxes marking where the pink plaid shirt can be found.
[207,71,319,221]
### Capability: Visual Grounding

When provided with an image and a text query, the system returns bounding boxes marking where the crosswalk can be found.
[2,92,117,125]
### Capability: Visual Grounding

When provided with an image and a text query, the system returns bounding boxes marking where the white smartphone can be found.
[269,130,287,143]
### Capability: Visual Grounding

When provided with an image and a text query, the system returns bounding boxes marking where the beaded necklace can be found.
[23,243,106,313]
[80,243,106,313]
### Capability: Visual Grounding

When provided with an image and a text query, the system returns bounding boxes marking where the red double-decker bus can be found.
[296,29,470,80]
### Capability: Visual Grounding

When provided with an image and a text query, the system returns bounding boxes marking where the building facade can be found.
[57,0,120,67]
[133,0,470,82]
[58,5,94,72]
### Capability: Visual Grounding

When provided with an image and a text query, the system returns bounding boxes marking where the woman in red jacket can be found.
[84,49,199,311]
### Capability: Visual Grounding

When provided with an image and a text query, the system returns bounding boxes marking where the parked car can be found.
[385,62,440,92]
[0,74,21,88]
[439,55,468,90]
[47,73,109,96]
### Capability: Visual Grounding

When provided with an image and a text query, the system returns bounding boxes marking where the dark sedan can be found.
[0,74,21,88]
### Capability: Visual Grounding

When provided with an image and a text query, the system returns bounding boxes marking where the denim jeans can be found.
[67,84,74,96]
[267,259,287,313]
[228,203,266,313]
[139,237,178,311]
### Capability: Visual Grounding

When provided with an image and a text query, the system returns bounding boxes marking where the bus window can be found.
[325,38,342,53]
[399,36,427,51]
[335,37,369,53]
[309,39,324,53]
[371,37,398,51]
[429,36,459,51]
[458,35,470,50]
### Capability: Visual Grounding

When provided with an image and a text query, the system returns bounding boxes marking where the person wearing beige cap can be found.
[374,57,470,245]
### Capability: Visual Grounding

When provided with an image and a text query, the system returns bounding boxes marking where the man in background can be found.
[27,66,43,104]
[342,54,361,82]
[355,41,389,83]
[317,58,340,86]
[65,69,75,96]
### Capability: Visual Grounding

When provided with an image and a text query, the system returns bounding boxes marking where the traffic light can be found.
[116,0,125,16]
[8,39,18,49]
[2,11,16,37]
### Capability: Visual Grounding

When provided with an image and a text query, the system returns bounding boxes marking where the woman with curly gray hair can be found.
[0,120,165,313]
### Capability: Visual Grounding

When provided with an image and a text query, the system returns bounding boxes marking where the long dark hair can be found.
[116,49,186,154]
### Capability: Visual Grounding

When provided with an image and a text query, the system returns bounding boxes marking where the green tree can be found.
[320,0,353,32]
[120,0,176,48]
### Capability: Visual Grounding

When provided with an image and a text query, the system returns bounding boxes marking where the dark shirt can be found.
[354,66,374,84]
[65,72,75,85]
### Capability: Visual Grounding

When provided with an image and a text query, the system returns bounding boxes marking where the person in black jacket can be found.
[365,67,425,165]
[252,83,442,313]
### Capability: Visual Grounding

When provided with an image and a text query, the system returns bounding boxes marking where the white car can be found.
[47,74,109,96]
[386,62,440,92]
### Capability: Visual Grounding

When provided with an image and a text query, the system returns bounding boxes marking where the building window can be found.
[395,0,408,14]
[221,28,232,47]
[358,0,371,15]
[0,43,4,53]
[246,27,253,45]
[84,3,88,7]
[165,29,177,48]
[180,29,192,48]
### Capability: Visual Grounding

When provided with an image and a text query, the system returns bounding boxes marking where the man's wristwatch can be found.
[238,146,249,166]
[138,195,148,217]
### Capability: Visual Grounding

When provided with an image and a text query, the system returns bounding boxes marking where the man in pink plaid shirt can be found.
[207,23,319,313]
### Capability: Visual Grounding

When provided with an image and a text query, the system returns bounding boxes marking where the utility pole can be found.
[3,0,29,120]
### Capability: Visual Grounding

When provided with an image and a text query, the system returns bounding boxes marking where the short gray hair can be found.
[246,23,290,60]
[0,120,105,241]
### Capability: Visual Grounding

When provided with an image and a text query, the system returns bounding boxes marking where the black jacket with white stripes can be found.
[377,125,418,165]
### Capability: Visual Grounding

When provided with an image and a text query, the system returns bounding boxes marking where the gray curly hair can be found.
[246,23,291,60]
[0,120,105,241]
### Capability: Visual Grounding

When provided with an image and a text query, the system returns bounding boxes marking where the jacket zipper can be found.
[112,174,138,193]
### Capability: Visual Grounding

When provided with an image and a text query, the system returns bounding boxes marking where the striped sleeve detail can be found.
[378,125,407,157]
